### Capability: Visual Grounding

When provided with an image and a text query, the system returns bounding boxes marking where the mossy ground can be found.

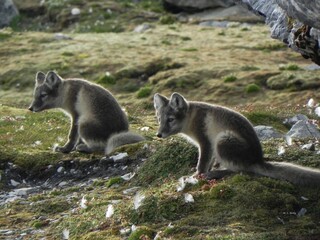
[1,1,320,239]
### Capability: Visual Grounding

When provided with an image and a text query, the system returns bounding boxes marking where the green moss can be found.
[134,138,198,186]
[159,15,176,25]
[32,220,47,229]
[61,51,74,57]
[210,183,235,200]
[35,199,70,214]
[240,65,260,71]
[137,86,152,98]
[254,42,286,51]
[96,73,116,85]
[127,192,194,224]
[161,39,171,45]
[244,111,287,132]
[0,32,12,41]
[181,48,198,52]
[279,64,300,71]
[106,176,124,188]
[223,75,237,83]
[266,71,320,91]
[245,83,260,93]
[128,226,156,240]
[164,75,200,89]
[181,36,191,41]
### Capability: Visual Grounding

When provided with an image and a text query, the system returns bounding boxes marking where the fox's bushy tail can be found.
[105,132,145,154]
[250,161,320,186]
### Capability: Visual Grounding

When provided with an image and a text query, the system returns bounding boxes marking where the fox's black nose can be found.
[157,133,162,138]
[28,106,33,111]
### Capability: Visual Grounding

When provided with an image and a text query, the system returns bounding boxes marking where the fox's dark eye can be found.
[40,93,48,98]
[168,117,174,123]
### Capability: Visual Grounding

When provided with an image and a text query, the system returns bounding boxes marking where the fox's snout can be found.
[28,106,34,112]
[156,132,163,138]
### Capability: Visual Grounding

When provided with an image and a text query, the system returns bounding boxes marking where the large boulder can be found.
[234,0,320,65]
[0,0,19,28]
[286,120,320,139]
[163,0,235,12]
[13,0,45,16]
[185,5,262,23]
[254,125,283,140]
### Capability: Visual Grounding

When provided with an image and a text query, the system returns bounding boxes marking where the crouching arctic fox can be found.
[29,71,144,154]
[154,92,320,186]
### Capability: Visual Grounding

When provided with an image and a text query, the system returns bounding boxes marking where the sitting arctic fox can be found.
[154,92,320,186]
[29,71,144,154]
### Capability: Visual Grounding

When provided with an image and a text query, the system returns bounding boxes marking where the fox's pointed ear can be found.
[154,93,169,109]
[45,71,62,89]
[169,92,188,111]
[35,71,46,85]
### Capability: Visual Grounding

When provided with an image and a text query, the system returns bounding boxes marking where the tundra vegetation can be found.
[1,0,320,239]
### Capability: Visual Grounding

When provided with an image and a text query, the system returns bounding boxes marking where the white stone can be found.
[10,179,20,187]
[71,8,81,15]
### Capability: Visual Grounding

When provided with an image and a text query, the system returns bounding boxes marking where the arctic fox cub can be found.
[154,92,320,186]
[29,71,144,154]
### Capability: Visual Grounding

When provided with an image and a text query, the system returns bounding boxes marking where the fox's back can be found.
[189,101,262,156]
[64,79,128,131]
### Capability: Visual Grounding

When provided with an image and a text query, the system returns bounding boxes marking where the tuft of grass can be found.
[105,176,124,188]
[245,83,260,93]
[96,72,116,85]
[180,48,198,52]
[240,65,260,71]
[279,64,300,71]
[181,36,191,41]
[128,226,156,240]
[137,86,152,98]
[159,15,176,25]
[161,39,171,45]
[244,111,287,132]
[0,32,12,41]
[255,42,287,51]
[223,75,237,83]
[134,138,198,186]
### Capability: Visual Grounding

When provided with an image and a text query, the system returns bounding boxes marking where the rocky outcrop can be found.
[163,0,235,12]
[234,0,320,65]
[0,0,19,28]
[13,0,45,16]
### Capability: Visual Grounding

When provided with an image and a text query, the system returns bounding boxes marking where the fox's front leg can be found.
[196,142,214,175]
[55,118,79,153]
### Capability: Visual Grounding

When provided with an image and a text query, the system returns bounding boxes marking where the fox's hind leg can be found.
[77,121,109,153]
[214,131,253,172]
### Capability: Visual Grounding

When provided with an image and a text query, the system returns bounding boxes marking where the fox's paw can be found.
[54,145,72,153]
[76,144,93,153]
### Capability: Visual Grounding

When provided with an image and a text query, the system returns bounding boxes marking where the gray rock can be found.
[13,0,45,16]
[283,114,309,127]
[11,187,38,196]
[234,0,320,65]
[254,125,283,140]
[134,23,153,33]
[54,33,72,40]
[10,179,20,187]
[192,5,262,23]
[301,143,316,151]
[163,0,234,11]
[199,20,229,28]
[57,166,65,173]
[287,120,320,139]
[0,0,19,28]
[304,64,320,71]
